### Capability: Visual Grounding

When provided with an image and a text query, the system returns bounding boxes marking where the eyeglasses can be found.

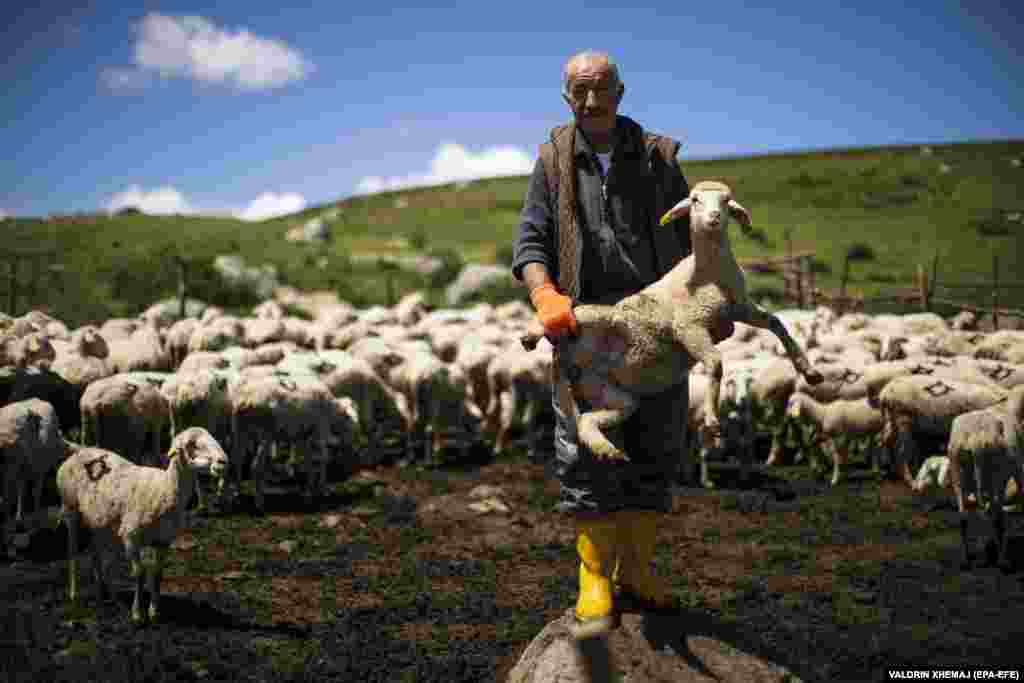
[568,84,617,103]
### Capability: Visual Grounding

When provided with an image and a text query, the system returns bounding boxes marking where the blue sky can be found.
[2,1,1021,220]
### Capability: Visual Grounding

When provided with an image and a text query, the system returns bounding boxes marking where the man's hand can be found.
[529,283,577,338]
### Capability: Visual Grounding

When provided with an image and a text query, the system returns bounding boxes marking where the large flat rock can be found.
[507,608,801,683]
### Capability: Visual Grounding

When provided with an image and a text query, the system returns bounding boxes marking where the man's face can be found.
[563,58,622,140]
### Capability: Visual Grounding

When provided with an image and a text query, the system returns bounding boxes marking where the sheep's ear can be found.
[727,199,753,233]
[659,198,692,226]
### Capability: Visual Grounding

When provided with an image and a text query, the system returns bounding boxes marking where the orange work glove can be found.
[529,283,577,337]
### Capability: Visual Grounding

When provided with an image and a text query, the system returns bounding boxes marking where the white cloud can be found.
[107,185,193,215]
[356,142,534,195]
[105,185,305,221]
[104,13,312,92]
[234,192,307,221]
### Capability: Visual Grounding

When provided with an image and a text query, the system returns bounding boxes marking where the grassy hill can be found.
[3,139,1022,328]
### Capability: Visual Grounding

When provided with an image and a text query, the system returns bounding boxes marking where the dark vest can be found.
[538,116,688,301]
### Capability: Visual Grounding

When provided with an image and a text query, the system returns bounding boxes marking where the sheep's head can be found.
[659,181,752,237]
[167,427,228,478]
[73,325,110,359]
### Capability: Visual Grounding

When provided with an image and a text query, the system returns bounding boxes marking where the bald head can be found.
[562,51,623,98]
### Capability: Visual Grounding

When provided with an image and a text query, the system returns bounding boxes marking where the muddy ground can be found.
[3,438,1024,683]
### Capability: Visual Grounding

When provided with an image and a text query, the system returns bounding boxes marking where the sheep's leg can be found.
[576,381,637,462]
[15,478,26,522]
[948,449,974,569]
[64,511,80,604]
[148,545,168,622]
[766,402,789,466]
[494,388,517,456]
[80,410,90,446]
[891,415,918,487]
[92,541,109,602]
[684,328,724,447]
[127,545,145,623]
[32,475,46,525]
[253,441,267,513]
[827,436,847,487]
[729,303,823,385]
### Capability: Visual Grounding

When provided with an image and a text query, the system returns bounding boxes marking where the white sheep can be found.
[786,392,884,486]
[0,332,56,369]
[49,326,113,391]
[56,427,228,622]
[317,350,405,465]
[0,398,68,524]
[521,181,822,462]
[946,386,1024,571]
[874,375,1009,486]
[688,367,758,488]
[159,368,237,508]
[230,371,333,511]
[973,331,1024,365]
[107,318,172,373]
[80,373,169,467]
[388,351,483,464]
[486,341,553,458]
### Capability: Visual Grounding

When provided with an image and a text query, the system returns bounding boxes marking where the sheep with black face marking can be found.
[56,427,228,623]
[946,386,1024,571]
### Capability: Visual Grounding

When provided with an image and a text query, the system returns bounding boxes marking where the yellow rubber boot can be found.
[574,516,619,626]
[615,510,676,612]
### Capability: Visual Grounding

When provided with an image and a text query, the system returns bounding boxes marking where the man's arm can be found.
[511,158,576,337]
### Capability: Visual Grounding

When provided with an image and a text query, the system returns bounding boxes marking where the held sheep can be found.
[946,386,1024,571]
[56,427,228,623]
[521,181,822,463]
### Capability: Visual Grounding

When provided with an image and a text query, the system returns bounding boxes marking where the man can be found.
[511,51,732,628]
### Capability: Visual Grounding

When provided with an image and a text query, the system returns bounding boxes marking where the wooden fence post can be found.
[928,251,939,312]
[177,256,187,319]
[992,253,1000,330]
[916,264,929,312]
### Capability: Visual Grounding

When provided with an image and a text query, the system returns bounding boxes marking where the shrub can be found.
[426,247,464,289]
[789,172,830,188]
[974,212,1014,237]
[115,206,143,216]
[846,243,876,262]
[809,257,831,274]
[495,243,515,267]
[407,228,429,251]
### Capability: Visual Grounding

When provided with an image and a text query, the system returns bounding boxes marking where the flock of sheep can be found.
[1,283,1023,622]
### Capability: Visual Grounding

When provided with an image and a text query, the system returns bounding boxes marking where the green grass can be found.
[3,139,1021,327]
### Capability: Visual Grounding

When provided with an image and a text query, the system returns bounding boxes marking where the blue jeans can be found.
[552,377,689,515]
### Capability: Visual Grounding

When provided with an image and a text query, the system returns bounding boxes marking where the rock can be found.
[319,513,344,529]
[445,263,513,306]
[507,608,801,683]
[213,254,280,300]
[468,497,510,515]
[468,484,505,500]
